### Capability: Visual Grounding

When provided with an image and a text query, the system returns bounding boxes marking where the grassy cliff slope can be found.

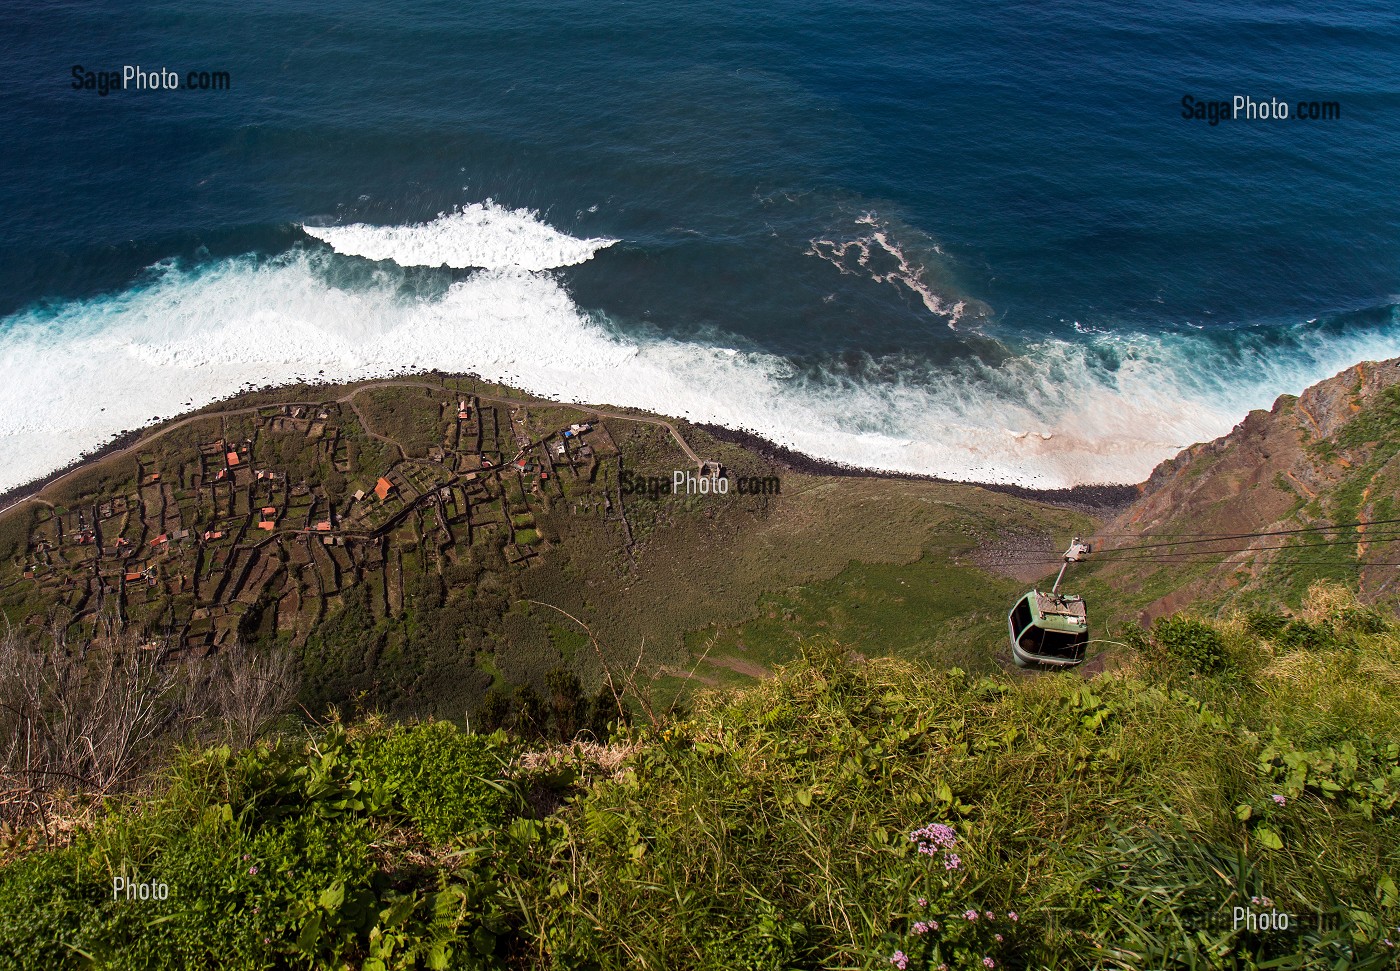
[2,586,1397,970]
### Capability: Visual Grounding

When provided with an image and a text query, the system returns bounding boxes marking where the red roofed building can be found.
[150,534,168,547]
[315,521,332,531]
[375,477,394,501]
[226,452,240,467]
[257,521,275,531]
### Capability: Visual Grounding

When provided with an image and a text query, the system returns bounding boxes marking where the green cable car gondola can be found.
[1008,537,1091,668]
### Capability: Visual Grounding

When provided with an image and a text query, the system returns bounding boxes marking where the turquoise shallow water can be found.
[2,0,1399,489]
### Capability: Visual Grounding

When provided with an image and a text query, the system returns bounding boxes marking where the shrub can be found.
[368,722,518,844]
[1117,622,1151,652]
[0,725,523,970]
[0,848,105,970]
[5,606,1400,969]
[1152,617,1230,674]
[1336,605,1390,636]
[1258,733,1400,821]
[1244,609,1287,640]
[1276,619,1333,653]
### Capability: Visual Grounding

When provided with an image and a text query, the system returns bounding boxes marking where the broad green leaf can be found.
[319,882,345,912]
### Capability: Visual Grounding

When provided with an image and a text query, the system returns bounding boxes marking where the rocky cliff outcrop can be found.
[1098,358,1400,615]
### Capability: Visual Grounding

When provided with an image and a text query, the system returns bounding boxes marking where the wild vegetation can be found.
[0,625,296,839]
[1076,360,1400,622]
[5,364,1400,967]
[1,583,1396,969]
[0,375,1074,730]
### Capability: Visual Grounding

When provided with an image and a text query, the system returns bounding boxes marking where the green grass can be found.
[4,586,1396,969]
[520,595,1399,970]
[0,369,1094,731]
[357,388,447,459]
[683,551,1025,685]
[0,720,520,971]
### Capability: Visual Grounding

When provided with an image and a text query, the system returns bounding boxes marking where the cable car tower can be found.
[1008,537,1091,668]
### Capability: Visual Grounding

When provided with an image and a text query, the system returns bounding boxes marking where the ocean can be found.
[3,0,1399,491]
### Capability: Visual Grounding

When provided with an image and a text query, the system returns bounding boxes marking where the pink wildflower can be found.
[1272,794,1287,806]
[985,910,995,920]
[890,951,909,970]
[929,920,939,931]
[995,933,1004,942]
[913,922,929,935]
[964,909,979,921]
[917,897,927,907]
[910,822,958,855]
[944,853,962,870]
[1008,911,1018,922]
[983,959,996,969]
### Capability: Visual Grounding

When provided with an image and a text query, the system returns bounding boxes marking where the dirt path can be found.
[335,379,704,466]
[704,655,770,679]
[343,390,407,462]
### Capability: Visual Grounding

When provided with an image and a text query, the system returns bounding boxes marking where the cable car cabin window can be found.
[1011,598,1032,634]
[1019,628,1087,659]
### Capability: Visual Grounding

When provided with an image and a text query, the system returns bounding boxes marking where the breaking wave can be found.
[302,201,617,271]
[3,244,1400,495]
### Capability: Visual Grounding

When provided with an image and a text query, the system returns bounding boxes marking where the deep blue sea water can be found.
[3,0,1399,489]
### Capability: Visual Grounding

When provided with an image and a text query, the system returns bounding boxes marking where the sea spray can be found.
[4,238,1400,494]
[302,201,618,271]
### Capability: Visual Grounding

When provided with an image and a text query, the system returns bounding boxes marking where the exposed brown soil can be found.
[704,654,770,679]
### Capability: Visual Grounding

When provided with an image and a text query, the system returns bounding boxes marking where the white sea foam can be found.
[808,213,970,326]
[302,201,617,270]
[2,249,1399,495]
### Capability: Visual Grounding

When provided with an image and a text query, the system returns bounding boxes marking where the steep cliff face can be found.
[1095,358,1400,616]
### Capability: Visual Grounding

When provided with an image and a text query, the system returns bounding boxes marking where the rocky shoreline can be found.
[2,373,1148,517]
[694,423,1141,513]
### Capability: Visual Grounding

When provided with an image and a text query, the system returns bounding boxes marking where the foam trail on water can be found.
[2,250,1399,494]
[302,201,617,270]
[807,213,976,326]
